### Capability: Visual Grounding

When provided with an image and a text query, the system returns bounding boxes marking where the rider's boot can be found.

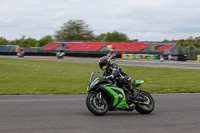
[131,89,138,100]
[122,87,132,104]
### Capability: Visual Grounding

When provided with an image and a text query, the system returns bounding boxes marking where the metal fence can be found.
[170,47,200,60]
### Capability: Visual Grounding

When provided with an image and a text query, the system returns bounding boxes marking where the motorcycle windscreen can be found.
[89,72,102,82]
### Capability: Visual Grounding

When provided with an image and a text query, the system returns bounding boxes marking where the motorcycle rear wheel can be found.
[135,90,155,114]
[86,93,108,116]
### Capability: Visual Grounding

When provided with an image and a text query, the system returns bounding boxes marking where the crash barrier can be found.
[197,55,200,62]
[121,54,159,60]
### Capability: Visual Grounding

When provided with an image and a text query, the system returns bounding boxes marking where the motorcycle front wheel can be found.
[135,90,155,114]
[86,93,108,116]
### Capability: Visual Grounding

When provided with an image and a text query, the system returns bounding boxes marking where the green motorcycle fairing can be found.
[87,77,99,92]
[132,80,144,87]
[135,80,144,85]
[104,86,129,109]
[87,72,130,110]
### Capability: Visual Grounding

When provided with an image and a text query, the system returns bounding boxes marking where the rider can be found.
[107,49,114,56]
[56,50,65,57]
[17,48,25,57]
[99,56,132,91]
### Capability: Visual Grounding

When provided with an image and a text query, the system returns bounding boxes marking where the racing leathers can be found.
[103,63,132,91]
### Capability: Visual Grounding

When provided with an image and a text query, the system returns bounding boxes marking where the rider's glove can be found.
[106,75,114,80]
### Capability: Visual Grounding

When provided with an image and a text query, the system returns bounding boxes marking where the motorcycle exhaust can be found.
[129,104,135,110]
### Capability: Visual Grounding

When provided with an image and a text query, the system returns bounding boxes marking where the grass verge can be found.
[0,58,200,94]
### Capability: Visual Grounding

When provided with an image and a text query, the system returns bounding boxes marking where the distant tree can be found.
[95,31,129,42]
[54,19,95,41]
[129,39,138,42]
[168,36,200,50]
[95,33,107,42]
[194,36,200,48]
[37,35,54,47]
[104,31,129,42]
[0,37,9,45]
[177,39,185,48]
[25,37,38,47]
[161,39,171,43]
[11,36,38,48]
[10,39,20,46]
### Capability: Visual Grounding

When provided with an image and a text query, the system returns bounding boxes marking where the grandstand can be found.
[0,42,181,59]
[40,42,176,53]
[42,42,63,50]
[65,42,106,51]
[156,44,175,52]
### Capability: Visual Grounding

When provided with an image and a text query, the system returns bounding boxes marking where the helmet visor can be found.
[99,63,108,71]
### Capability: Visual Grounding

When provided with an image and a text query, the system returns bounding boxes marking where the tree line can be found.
[0,19,200,50]
[161,36,200,50]
[0,35,54,48]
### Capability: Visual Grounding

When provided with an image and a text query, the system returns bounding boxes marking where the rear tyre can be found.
[135,91,155,114]
[86,93,108,116]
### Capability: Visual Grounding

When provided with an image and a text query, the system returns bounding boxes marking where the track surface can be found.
[0,94,200,133]
[0,55,200,133]
[0,55,200,69]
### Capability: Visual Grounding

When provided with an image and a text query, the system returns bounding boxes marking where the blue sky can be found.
[0,0,200,41]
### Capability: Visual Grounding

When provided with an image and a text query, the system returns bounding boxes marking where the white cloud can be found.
[0,0,200,41]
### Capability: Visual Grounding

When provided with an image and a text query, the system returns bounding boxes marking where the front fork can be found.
[96,91,103,104]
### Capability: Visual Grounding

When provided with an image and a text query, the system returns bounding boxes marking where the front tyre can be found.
[86,93,108,116]
[135,91,155,114]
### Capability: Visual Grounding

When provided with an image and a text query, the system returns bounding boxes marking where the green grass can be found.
[0,58,200,95]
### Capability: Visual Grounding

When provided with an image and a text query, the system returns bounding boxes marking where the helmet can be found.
[99,56,111,71]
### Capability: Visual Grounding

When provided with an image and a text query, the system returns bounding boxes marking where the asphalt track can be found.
[0,55,200,133]
[0,55,200,69]
[0,94,200,133]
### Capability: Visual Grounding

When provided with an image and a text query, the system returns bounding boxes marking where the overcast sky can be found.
[0,0,200,41]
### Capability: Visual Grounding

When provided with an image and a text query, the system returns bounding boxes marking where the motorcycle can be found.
[17,52,25,58]
[56,52,65,59]
[86,72,155,116]
[107,53,116,61]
